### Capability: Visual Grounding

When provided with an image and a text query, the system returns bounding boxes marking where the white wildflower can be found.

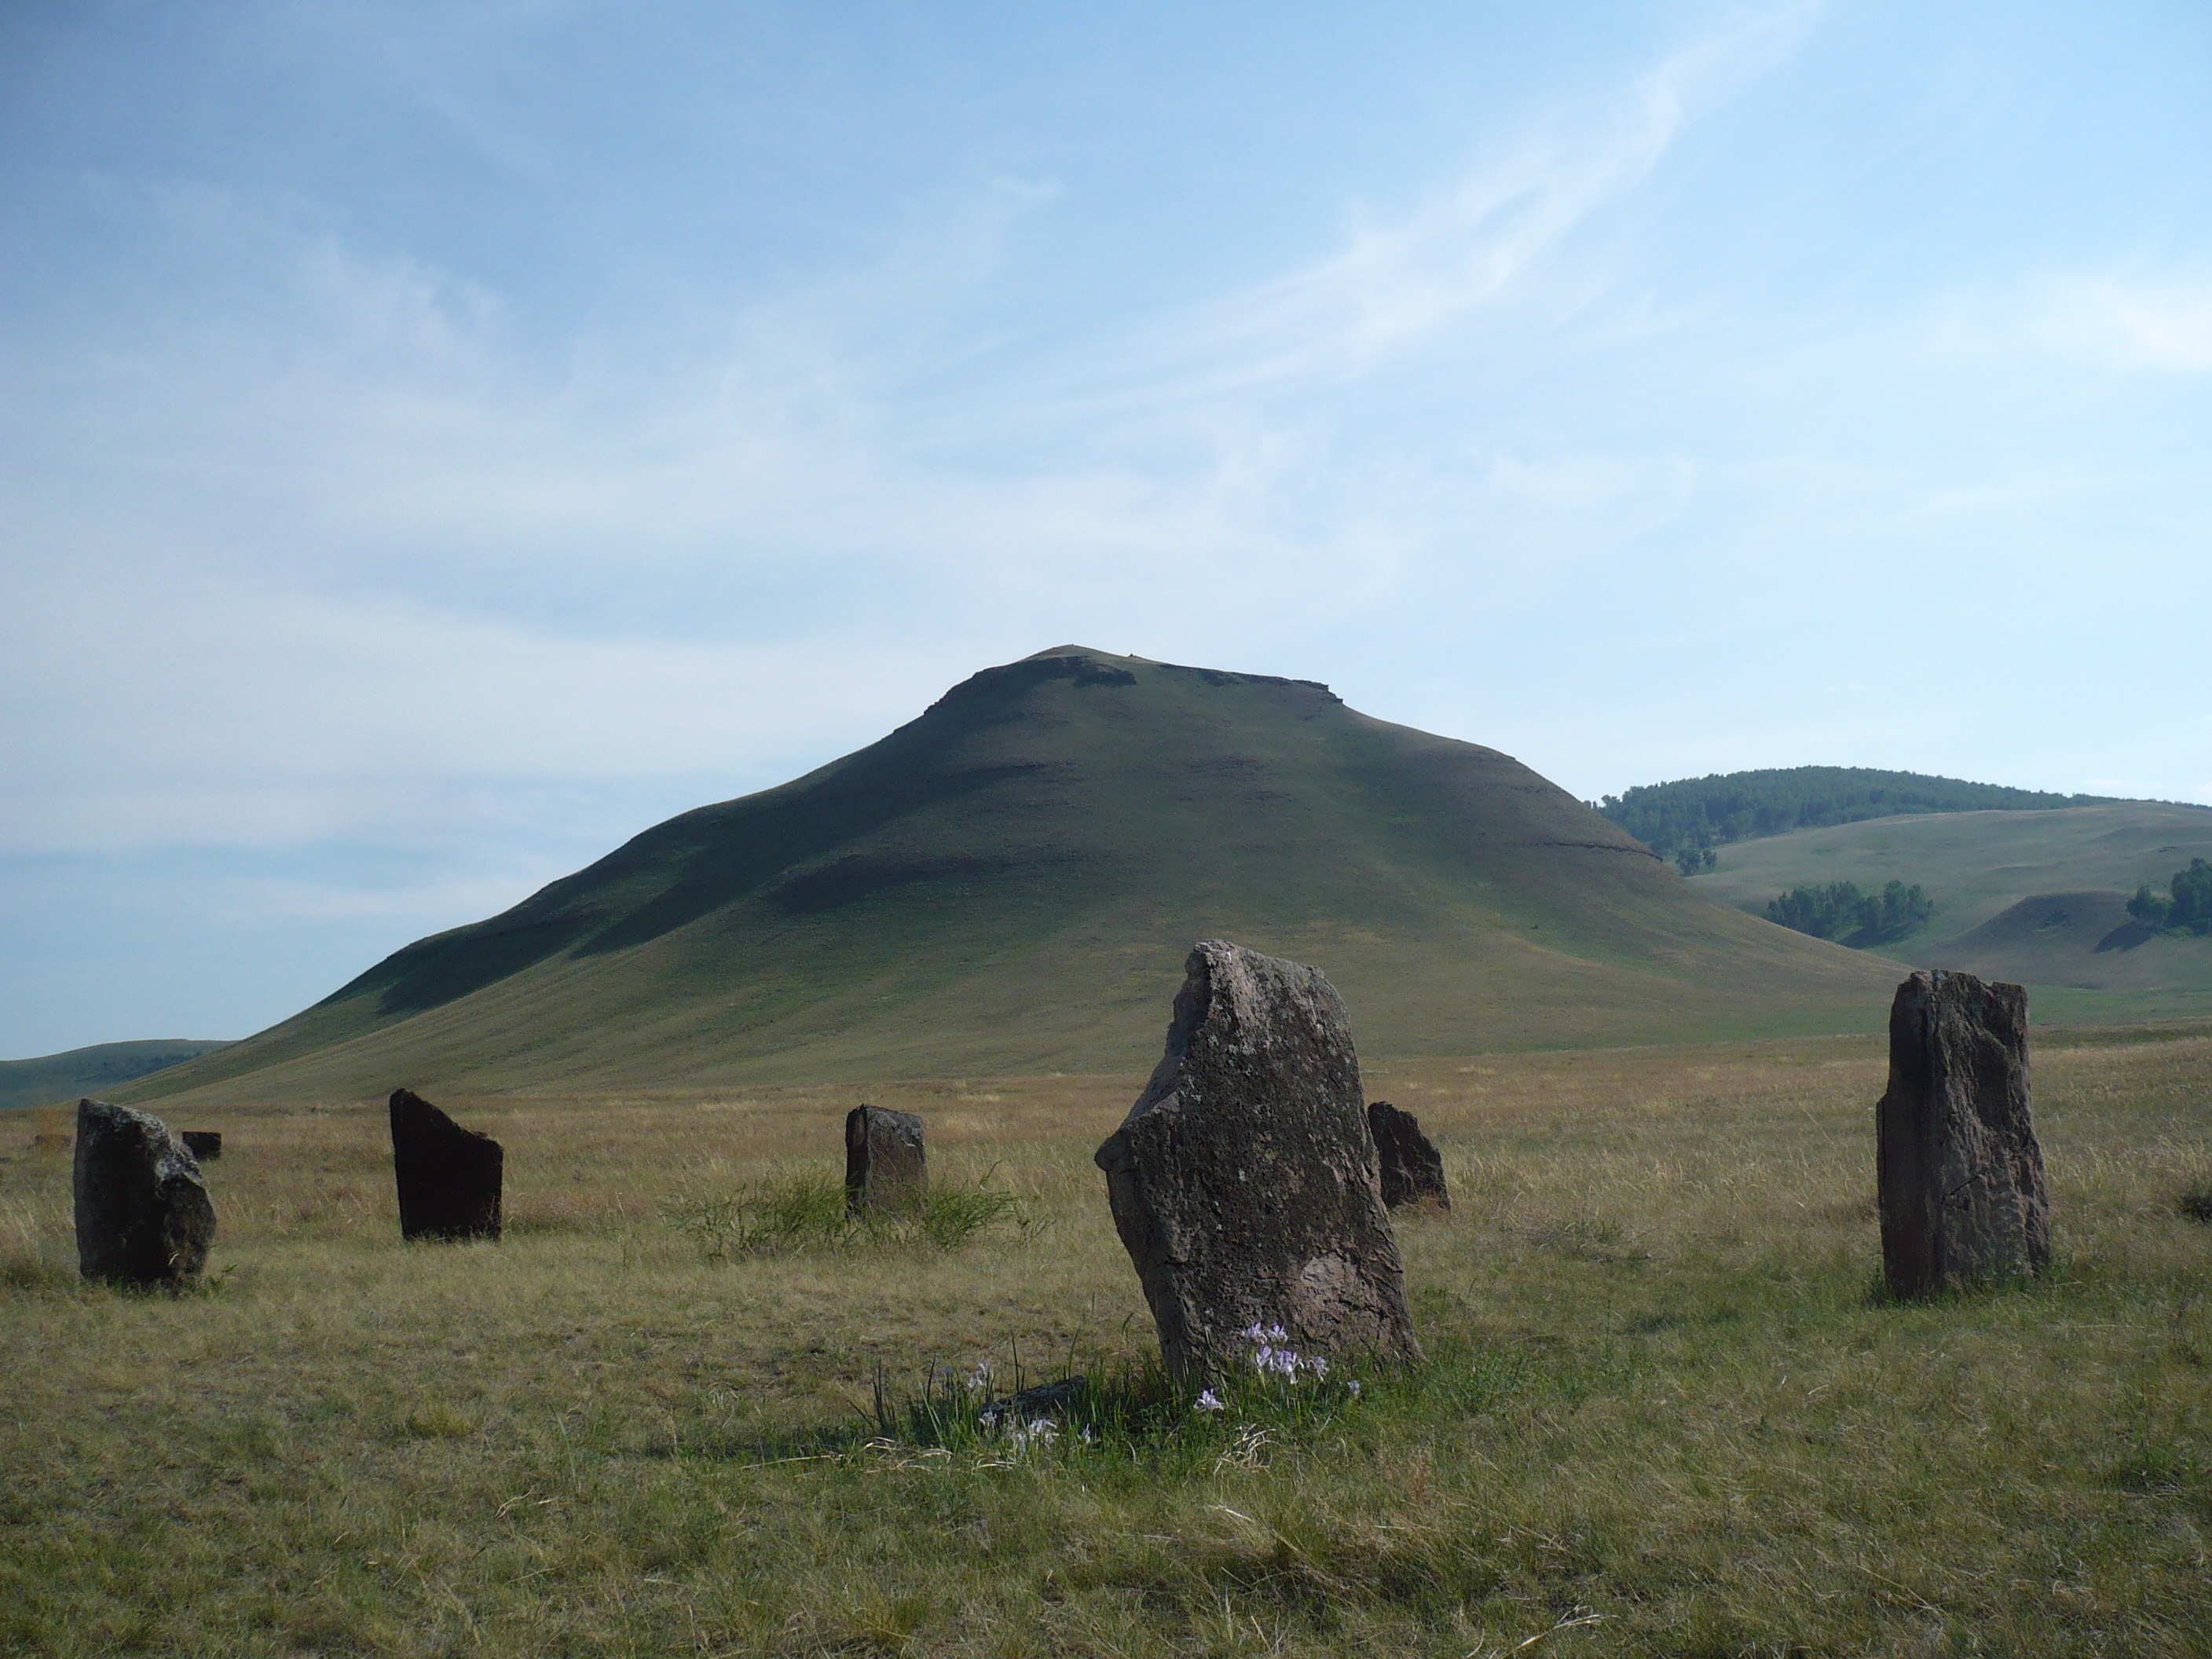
[1195,1389,1226,1412]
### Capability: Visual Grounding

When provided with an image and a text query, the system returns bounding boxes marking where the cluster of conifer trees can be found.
[1765,879,1933,946]
[2127,859,2212,934]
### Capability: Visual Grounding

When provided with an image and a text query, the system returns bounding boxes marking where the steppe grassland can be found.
[1,1034,2208,1657]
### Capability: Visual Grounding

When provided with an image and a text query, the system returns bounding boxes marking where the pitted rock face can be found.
[845,1105,927,1211]
[1368,1102,1449,1210]
[389,1089,504,1242]
[1094,939,1422,1382]
[72,1099,216,1287]
[1877,969,2050,1298]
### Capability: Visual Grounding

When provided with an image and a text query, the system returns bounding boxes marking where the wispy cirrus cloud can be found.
[2035,273,2212,372]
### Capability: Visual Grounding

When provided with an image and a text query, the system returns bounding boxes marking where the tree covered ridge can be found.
[1767,880,1934,947]
[2128,859,2212,935]
[1596,767,2116,856]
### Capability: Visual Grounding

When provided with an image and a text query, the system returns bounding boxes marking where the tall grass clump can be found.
[2177,1177,2212,1224]
[865,1322,1411,1476]
[664,1166,1035,1260]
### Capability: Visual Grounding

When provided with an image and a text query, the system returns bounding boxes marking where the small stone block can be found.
[845,1105,926,1211]
[1368,1102,1448,1210]
[181,1131,222,1161]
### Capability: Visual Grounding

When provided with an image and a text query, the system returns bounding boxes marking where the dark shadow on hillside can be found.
[2096,920,2160,954]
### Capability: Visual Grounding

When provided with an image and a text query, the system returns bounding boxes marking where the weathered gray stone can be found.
[390,1089,503,1241]
[846,1105,926,1211]
[181,1131,222,1161]
[1877,969,2050,1298]
[72,1099,216,1287]
[977,1376,1090,1429]
[1094,939,1422,1382]
[1368,1102,1449,1210]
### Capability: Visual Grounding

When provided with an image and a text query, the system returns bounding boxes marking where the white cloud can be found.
[2037,274,2212,372]
[0,2,1826,867]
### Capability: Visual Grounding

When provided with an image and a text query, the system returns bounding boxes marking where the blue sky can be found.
[3,2,2209,1054]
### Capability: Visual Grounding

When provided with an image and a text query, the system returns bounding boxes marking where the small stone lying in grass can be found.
[2177,1181,2212,1224]
[976,1376,1089,1429]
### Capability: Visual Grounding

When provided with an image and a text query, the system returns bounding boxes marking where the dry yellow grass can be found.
[3,1031,2210,1655]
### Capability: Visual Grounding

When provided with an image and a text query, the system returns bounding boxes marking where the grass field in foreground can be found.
[5,1033,2211,1657]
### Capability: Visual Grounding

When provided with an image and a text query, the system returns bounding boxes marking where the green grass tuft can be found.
[664,1166,1035,1260]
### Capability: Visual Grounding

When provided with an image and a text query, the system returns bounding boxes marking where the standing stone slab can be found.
[1877,970,2050,1298]
[845,1105,926,1212]
[1094,940,1422,1382]
[181,1131,222,1162]
[390,1089,503,1241]
[1368,1102,1449,1211]
[73,1098,216,1287]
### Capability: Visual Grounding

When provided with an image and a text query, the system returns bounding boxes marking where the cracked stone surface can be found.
[73,1098,216,1287]
[1877,969,2049,1297]
[1095,939,1421,1382]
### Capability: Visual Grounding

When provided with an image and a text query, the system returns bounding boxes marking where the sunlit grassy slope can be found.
[1692,802,2212,1012]
[134,648,1895,1103]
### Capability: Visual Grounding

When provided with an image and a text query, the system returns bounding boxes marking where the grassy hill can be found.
[1692,803,2212,1015]
[1598,766,2115,857]
[0,1039,233,1112]
[129,647,1898,1104]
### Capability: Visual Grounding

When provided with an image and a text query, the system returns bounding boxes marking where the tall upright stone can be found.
[389,1089,503,1241]
[1094,940,1421,1382]
[1368,1102,1450,1210]
[845,1105,926,1212]
[73,1099,216,1287]
[1877,970,2050,1298]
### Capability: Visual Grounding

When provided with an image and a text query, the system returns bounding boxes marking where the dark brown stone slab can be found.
[180,1131,222,1161]
[72,1098,216,1287]
[1094,939,1421,1382]
[846,1105,926,1211]
[1368,1102,1448,1210]
[389,1089,502,1241]
[1877,969,2050,1298]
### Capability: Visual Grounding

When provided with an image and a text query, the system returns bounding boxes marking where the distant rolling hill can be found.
[1597,765,2116,857]
[129,646,1898,1104]
[1691,802,2212,1016]
[1,1039,233,1112]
